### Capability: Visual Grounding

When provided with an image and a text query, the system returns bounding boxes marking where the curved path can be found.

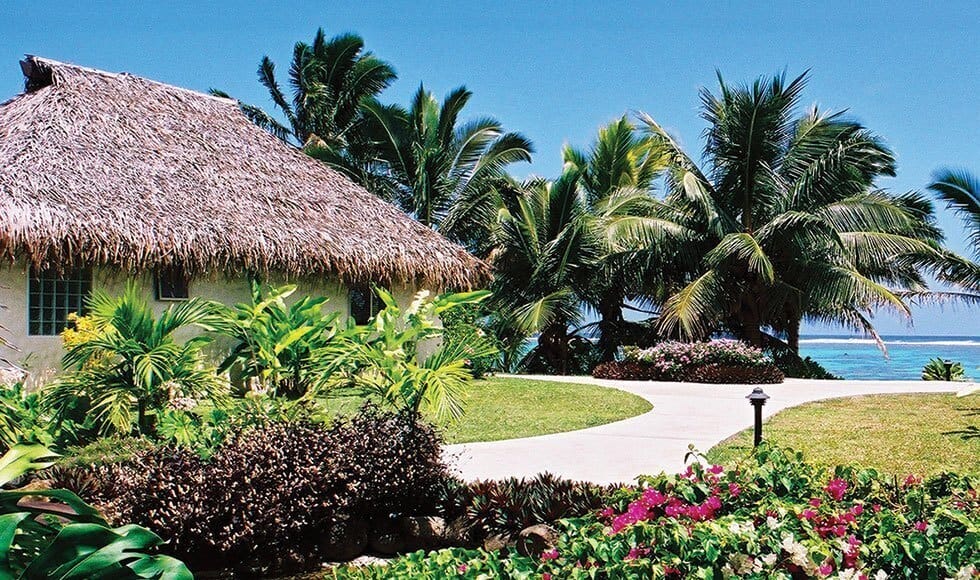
[444,376,970,484]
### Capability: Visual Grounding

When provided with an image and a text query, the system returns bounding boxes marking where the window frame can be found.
[27,265,92,336]
[154,267,190,302]
[349,284,382,325]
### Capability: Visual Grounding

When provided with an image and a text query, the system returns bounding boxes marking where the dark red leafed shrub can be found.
[437,473,621,546]
[679,363,784,384]
[84,406,449,574]
[591,361,661,380]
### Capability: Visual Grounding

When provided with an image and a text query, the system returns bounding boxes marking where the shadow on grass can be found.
[942,406,980,440]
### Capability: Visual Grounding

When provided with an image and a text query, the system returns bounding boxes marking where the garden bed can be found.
[592,340,784,384]
[331,444,980,579]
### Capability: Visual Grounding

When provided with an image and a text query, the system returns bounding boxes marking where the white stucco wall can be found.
[0,261,424,379]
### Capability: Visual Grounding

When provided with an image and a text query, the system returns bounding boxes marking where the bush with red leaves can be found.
[679,363,784,384]
[84,406,449,574]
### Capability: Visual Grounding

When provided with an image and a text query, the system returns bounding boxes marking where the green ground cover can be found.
[707,393,980,475]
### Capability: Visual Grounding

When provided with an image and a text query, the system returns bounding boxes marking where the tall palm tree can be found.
[489,173,597,374]
[562,117,695,360]
[925,169,980,299]
[215,28,396,186]
[642,72,942,351]
[361,85,533,254]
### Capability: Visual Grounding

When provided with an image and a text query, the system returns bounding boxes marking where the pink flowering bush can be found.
[335,444,979,579]
[594,340,784,383]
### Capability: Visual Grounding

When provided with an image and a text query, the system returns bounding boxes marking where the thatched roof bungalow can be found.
[0,56,487,371]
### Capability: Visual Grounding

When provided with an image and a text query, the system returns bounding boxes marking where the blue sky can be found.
[2,1,977,335]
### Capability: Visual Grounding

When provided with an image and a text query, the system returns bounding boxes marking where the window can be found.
[155,267,190,301]
[349,285,382,325]
[28,266,92,336]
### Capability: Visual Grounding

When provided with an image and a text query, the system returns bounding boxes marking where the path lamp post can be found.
[746,387,770,447]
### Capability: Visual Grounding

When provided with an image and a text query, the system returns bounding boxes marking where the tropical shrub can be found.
[438,474,616,546]
[84,407,449,574]
[441,302,502,378]
[47,283,227,441]
[316,289,495,423]
[595,340,783,383]
[334,444,980,579]
[218,282,342,398]
[0,381,58,452]
[921,357,967,381]
[0,445,191,579]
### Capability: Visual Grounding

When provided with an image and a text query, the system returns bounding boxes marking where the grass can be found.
[441,376,651,443]
[707,393,980,475]
[319,376,652,444]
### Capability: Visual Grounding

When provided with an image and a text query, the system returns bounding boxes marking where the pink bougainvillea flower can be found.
[872,504,882,513]
[818,561,834,576]
[540,549,560,561]
[809,498,822,508]
[914,520,928,532]
[542,574,552,580]
[627,500,649,520]
[640,488,667,507]
[625,546,652,561]
[611,513,635,533]
[825,478,848,501]
[708,464,724,474]
[843,535,861,568]
[851,503,864,516]
[904,474,923,487]
[800,508,817,520]
[457,564,468,573]
[728,483,741,497]
[599,507,615,519]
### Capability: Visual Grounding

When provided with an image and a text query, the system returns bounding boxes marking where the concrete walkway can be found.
[444,376,971,485]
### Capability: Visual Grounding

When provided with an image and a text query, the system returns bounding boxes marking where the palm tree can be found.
[489,173,597,374]
[641,72,942,351]
[361,85,533,254]
[562,117,695,360]
[925,169,980,299]
[47,283,226,437]
[215,28,396,186]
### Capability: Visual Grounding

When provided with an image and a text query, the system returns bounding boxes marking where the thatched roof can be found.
[0,56,488,288]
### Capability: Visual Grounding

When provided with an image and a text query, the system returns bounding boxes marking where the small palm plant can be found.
[47,283,226,438]
[921,357,966,381]
[0,444,191,578]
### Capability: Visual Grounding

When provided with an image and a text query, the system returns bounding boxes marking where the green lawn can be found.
[319,376,652,444]
[440,376,651,443]
[707,393,980,475]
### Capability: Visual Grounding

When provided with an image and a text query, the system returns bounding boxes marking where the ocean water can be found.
[800,335,980,380]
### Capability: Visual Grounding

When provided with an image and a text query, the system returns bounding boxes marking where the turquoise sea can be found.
[800,335,980,380]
